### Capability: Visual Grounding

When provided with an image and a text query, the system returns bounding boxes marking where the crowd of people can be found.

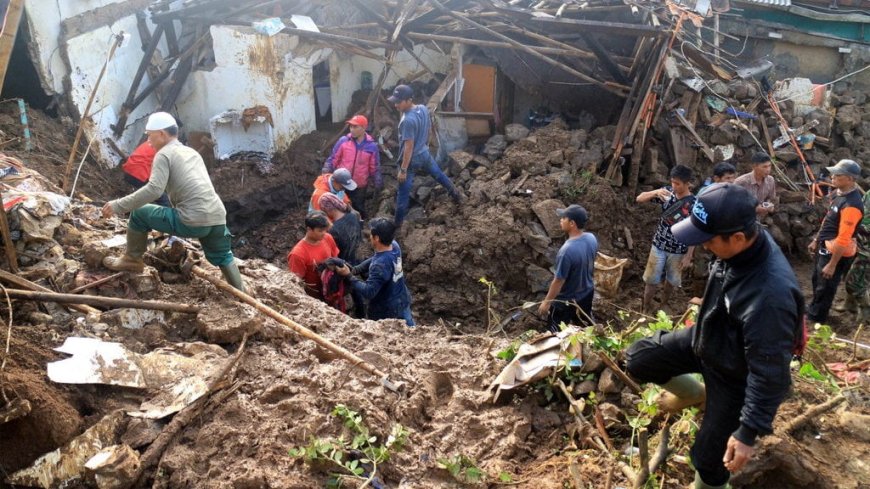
[99,95,867,489]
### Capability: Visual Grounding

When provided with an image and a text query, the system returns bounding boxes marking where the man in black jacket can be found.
[626,183,803,489]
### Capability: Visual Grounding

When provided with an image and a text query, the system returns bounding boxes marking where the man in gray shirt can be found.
[101,112,244,291]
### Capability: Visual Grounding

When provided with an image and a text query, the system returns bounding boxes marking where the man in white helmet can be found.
[101,112,245,291]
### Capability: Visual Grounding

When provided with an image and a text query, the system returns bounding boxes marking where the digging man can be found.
[625,183,803,489]
[101,112,245,291]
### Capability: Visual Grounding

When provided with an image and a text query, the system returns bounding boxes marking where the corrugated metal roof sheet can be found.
[738,0,792,6]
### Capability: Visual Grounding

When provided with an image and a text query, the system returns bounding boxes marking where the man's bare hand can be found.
[821,261,836,279]
[537,300,551,317]
[723,436,754,473]
[398,170,407,184]
[808,239,818,254]
[101,202,115,218]
[336,264,352,277]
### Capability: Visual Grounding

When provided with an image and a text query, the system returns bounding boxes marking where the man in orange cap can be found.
[322,114,382,219]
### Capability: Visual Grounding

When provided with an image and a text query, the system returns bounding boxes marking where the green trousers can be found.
[845,251,869,307]
[129,204,235,267]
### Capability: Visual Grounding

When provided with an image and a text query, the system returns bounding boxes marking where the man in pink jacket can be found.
[322,115,382,219]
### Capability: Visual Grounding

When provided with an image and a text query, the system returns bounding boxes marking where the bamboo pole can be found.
[406,32,595,59]
[190,265,403,391]
[3,289,200,313]
[0,269,98,314]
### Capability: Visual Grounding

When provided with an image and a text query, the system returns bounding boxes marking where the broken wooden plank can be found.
[60,0,153,41]
[406,32,595,59]
[429,0,627,97]
[3,288,201,314]
[673,110,715,162]
[0,187,19,273]
[427,68,458,112]
[580,33,629,84]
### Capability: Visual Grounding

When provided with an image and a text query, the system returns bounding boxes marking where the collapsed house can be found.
[0,1,870,488]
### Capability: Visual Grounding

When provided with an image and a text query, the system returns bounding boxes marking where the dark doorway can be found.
[312,60,332,129]
[1,20,54,114]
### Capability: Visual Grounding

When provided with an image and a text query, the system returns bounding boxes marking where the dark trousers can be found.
[124,173,171,207]
[807,251,855,323]
[546,293,593,333]
[395,152,456,226]
[626,328,743,486]
[347,187,368,220]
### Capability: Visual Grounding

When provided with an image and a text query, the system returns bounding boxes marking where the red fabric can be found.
[310,174,351,212]
[122,142,157,182]
[287,233,339,298]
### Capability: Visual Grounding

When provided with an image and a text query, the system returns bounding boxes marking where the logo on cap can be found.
[692,200,709,224]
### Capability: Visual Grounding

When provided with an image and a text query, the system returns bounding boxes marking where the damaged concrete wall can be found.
[23,0,161,164]
[177,25,330,151]
[329,45,452,123]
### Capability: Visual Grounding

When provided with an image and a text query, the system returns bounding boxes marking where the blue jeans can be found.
[642,245,685,287]
[395,151,456,225]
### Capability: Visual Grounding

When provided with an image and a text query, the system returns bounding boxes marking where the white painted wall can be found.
[176,25,330,152]
[329,44,452,122]
[24,0,163,164]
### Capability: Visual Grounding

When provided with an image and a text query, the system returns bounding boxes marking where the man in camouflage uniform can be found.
[843,190,870,321]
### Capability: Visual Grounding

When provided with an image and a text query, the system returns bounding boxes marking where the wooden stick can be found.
[67,272,126,294]
[783,395,847,434]
[2,288,200,314]
[598,352,642,394]
[633,428,650,488]
[190,265,402,391]
[428,0,627,96]
[0,269,98,314]
[406,32,595,58]
[647,421,672,475]
[0,188,18,273]
[63,34,123,192]
[594,405,615,451]
[133,334,249,487]
[604,464,615,489]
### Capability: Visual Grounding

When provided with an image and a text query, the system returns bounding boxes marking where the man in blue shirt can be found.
[538,204,598,332]
[337,217,414,326]
[388,84,462,226]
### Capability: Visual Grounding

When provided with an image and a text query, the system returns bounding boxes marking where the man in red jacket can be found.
[122,142,171,207]
[322,115,382,219]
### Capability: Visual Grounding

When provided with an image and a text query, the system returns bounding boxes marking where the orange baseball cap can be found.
[346,115,368,127]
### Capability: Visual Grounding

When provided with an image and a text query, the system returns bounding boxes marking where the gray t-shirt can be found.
[555,232,598,301]
[112,140,226,227]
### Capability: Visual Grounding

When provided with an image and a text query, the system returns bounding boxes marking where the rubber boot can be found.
[658,374,706,413]
[834,294,858,313]
[102,229,147,273]
[220,261,245,292]
[694,472,728,489]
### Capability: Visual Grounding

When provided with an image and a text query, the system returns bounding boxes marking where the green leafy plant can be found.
[289,404,408,487]
[437,454,514,485]
[495,329,538,361]
[562,170,595,200]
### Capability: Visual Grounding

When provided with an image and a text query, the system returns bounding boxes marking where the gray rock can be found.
[573,380,598,396]
[197,301,262,343]
[532,199,567,238]
[598,368,624,393]
[835,105,862,133]
[525,264,553,293]
[505,123,530,142]
[484,135,508,160]
[570,129,588,149]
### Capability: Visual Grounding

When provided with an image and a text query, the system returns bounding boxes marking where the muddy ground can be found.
[0,106,868,489]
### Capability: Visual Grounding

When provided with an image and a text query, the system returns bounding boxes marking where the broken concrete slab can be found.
[6,410,126,489]
[85,444,140,489]
[505,123,530,142]
[532,199,566,238]
[196,301,263,344]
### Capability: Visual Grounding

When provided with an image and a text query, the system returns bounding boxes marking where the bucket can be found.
[594,252,628,299]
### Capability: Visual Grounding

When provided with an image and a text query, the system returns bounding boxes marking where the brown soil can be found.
[0,109,868,489]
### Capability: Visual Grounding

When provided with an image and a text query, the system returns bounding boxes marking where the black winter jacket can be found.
[692,230,803,445]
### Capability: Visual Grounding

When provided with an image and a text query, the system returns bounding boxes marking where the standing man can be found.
[538,204,598,332]
[626,183,803,489]
[288,211,339,300]
[337,217,414,326]
[322,115,382,219]
[807,159,864,324]
[122,141,171,206]
[734,152,777,218]
[388,84,462,226]
[310,168,356,214]
[101,112,244,291]
[699,161,737,194]
[636,165,696,313]
[843,187,870,321]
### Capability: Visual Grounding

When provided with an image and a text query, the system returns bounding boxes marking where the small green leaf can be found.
[498,471,513,482]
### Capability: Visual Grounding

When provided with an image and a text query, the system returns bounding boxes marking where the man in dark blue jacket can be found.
[626,184,803,489]
[337,217,414,326]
